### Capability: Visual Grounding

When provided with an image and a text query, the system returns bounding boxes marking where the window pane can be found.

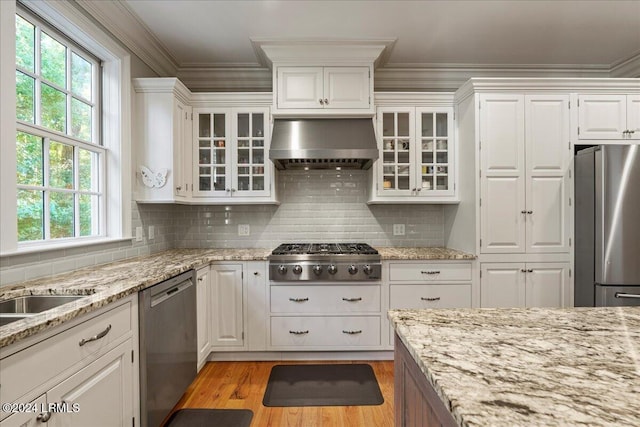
[15,15,35,72]
[41,83,66,132]
[78,148,98,191]
[16,131,43,185]
[41,31,66,88]
[17,189,43,241]
[71,52,92,100]
[50,191,74,239]
[16,71,35,123]
[49,141,74,189]
[79,194,98,236]
[71,98,92,141]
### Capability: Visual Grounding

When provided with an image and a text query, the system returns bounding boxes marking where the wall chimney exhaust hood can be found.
[269,118,379,170]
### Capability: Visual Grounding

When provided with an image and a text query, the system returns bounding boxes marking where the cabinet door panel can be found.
[525,95,570,174]
[480,263,525,308]
[324,67,370,109]
[0,395,45,427]
[48,341,133,427]
[196,267,211,369]
[210,264,244,347]
[527,176,569,253]
[480,94,524,175]
[390,284,471,309]
[578,95,627,139]
[481,176,525,253]
[628,95,640,139]
[526,263,570,308]
[193,110,232,197]
[277,67,323,109]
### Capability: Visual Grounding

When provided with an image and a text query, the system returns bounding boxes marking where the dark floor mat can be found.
[164,409,253,427]
[262,363,384,407]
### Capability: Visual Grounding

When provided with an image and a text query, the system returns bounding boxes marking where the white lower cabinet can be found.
[390,284,471,310]
[0,297,137,427]
[196,266,211,369]
[209,264,244,349]
[480,262,570,308]
[270,316,380,348]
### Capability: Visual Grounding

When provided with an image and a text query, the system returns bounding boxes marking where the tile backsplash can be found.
[173,170,444,249]
[1,170,444,286]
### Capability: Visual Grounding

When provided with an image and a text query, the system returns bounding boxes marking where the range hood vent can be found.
[269,118,379,170]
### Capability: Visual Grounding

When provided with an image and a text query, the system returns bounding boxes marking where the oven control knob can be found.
[348,265,358,275]
[278,265,288,275]
[292,265,303,275]
[362,264,372,275]
[327,264,338,275]
[313,265,323,275]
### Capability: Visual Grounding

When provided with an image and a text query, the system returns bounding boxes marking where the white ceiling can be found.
[78,0,640,90]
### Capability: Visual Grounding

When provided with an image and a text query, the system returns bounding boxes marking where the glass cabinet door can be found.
[417,108,453,195]
[379,109,414,194]
[234,112,267,194]
[196,111,229,195]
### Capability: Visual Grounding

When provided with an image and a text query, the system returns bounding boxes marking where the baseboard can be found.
[206,350,394,362]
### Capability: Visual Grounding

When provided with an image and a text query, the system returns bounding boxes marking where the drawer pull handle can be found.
[289,330,309,335]
[79,324,112,347]
[421,270,441,275]
[289,297,309,302]
[615,292,640,299]
[36,411,52,422]
[421,297,441,302]
[342,330,363,335]
[342,297,362,302]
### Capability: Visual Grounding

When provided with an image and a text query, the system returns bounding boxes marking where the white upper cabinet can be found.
[134,78,192,203]
[192,107,276,202]
[479,94,571,254]
[275,66,371,113]
[577,94,640,140]
[370,100,456,204]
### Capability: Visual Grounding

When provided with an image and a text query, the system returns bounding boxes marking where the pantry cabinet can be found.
[275,66,372,113]
[577,94,640,140]
[370,96,457,203]
[193,107,274,201]
[479,94,571,254]
[480,263,571,308]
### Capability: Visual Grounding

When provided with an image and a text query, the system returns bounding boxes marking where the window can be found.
[15,7,104,244]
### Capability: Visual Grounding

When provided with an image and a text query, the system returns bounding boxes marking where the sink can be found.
[0,295,84,314]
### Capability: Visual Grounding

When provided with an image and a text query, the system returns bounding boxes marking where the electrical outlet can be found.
[238,224,250,236]
[148,225,155,240]
[393,224,405,236]
[135,226,143,242]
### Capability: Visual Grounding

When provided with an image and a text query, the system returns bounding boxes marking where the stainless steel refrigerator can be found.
[575,145,640,306]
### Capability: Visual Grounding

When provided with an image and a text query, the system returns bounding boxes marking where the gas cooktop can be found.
[268,243,381,281]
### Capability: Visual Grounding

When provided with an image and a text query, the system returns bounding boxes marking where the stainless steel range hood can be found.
[269,118,379,170]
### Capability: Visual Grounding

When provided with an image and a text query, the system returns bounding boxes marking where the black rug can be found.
[262,363,384,407]
[164,409,253,427]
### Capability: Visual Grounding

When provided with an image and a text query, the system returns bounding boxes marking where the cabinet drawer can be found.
[270,316,380,347]
[390,284,471,309]
[0,300,132,406]
[389,262,472,282]
[270,285,380,314]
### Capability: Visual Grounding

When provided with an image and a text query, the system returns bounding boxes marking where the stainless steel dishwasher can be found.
[139,270,196,427]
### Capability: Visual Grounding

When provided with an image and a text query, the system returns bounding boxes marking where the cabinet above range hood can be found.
[269,118,379,170]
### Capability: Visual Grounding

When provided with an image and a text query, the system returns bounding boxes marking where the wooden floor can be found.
[170,360,395,427]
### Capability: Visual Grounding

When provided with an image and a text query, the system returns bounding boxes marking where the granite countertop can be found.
[0,248,270,348]
[378,247,475,260]
[389,307,640,427]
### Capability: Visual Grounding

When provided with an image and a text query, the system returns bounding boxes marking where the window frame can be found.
[15,6,106,246]
[0,0,132,255]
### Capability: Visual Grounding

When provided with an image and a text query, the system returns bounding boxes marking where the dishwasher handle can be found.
[150,279,193,308]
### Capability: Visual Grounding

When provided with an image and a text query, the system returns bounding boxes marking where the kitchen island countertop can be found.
[389,307,640,426]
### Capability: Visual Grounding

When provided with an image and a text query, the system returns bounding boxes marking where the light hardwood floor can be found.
[170,360,395,427]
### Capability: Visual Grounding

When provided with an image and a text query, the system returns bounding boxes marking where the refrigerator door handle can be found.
[615,292,640,299]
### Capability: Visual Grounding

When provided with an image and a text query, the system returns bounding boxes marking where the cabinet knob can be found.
[521,268,527,273]
[324,98,329,105]
[527,269,534,273]
[521,210,527,214]
[527,210,533,214]
[37,411,52,422]
[176,186,182,191]
[253,271,259,276]
[319,99,324,105]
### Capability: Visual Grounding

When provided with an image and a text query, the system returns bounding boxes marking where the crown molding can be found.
[610,50,640,78]
[251,38,396,68]
[75,0,178,76]
[177,67,272,92]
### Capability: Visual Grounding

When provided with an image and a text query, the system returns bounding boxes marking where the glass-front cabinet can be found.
[374,106,455,202]
[194,107,271,199]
